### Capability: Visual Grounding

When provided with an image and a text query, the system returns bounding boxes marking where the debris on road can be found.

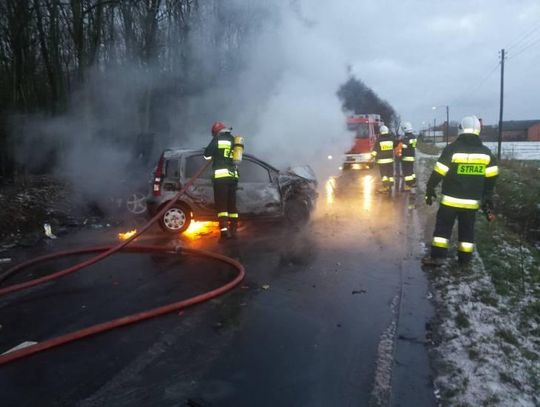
[352,289,367,295]
[43,223,57,239]
[2,341,38,355]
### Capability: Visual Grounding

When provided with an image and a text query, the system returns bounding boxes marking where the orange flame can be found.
[118,229,137,240]
[183,221,219,239]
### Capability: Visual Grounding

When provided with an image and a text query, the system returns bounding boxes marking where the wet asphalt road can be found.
[0,173,436,407]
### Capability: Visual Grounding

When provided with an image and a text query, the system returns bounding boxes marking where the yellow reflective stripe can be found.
[388,177,395,182]
[380,141,394,150]
[432,236,449,248]
[204,155,212,160]
[218,140,232,148]
[217,211,229,218]
[485,165,499,177]
[377,158,394,164]
[441,194,480,209]
[402,144,408,148]
[458,242,474,253]
[451,153,490,164]
[229,213,239,218]
[404,174,415,181]
[434,161,449,176]
[410,139,417,147]
[371,151,377,157]
[402,156,415,162]
[220,227,228,232]
[381,176,388,181]
[214,168,235,178]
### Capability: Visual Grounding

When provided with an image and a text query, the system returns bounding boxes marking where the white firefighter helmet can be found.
[379,125,389,135]
[402,122,413,134]
[458,115,481,136]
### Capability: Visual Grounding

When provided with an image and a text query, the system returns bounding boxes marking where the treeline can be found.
[0,0,271,178]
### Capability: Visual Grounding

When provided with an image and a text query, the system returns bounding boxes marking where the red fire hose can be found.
[0,161,245,365]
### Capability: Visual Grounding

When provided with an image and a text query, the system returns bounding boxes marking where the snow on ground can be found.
[435,141,540,160]
[430,254,539,406]
[416,153,540,406]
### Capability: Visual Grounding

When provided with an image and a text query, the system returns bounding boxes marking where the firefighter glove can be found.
[425,188,436,206]
[482,198,494,212]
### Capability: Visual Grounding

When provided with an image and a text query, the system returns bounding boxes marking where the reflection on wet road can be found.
[0,171,435,407]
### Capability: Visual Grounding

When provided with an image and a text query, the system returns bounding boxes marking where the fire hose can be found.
[0,161,245,365]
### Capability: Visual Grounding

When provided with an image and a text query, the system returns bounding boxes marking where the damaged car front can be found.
[146,149,318,234]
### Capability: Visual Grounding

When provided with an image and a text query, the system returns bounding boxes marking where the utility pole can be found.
[497,49,505,160]
[433,118,436,143]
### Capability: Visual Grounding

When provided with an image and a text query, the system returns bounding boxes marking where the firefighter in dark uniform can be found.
[372,125,395,193]
[401,122,417,190]
[423,116,498,265]
[204,122,239,240]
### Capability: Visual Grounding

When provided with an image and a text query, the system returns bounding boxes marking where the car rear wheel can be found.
[159,204,191,234]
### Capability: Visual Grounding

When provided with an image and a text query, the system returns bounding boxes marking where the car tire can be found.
[159,203,191,234]
[285,198,310,226]
[126,191,148,215]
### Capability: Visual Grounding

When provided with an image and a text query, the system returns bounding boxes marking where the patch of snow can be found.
[417,155,540,406]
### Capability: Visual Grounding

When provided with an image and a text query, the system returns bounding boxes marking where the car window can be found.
[239,159,271,183]
[165,159,180,178]
[185,155,212,179]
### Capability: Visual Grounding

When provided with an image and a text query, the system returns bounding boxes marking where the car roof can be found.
[162,148,279,172]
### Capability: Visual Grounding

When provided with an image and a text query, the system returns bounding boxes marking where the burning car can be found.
[146,149,318,234]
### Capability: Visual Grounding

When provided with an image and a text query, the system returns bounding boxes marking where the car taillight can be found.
[153,153,166,196]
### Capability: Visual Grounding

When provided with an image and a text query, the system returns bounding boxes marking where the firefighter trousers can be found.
[431,204,476,263]
[213,180,238,232]
[378,163,394,187]
[401,161,416,186]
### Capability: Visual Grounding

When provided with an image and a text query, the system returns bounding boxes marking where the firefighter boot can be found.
[421,256,445,267]
[219,219,230,242]
[229,219,238,239]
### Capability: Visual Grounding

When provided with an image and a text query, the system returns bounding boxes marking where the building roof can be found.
[502,120,540,131]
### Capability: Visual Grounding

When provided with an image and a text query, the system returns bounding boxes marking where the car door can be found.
[237,157,282,218]
[183,153,215,216]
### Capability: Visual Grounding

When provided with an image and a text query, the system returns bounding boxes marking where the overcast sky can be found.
[265,0,540,133]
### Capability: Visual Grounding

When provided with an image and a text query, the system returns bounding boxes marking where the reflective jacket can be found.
[401,132,417,162]
[371,134,395,164]
[427,134,498,209]
[203,131,239,181]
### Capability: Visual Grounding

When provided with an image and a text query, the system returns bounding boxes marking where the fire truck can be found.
[342,114,384,171]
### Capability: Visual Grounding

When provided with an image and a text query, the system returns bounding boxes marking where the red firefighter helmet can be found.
[211,121,227,136]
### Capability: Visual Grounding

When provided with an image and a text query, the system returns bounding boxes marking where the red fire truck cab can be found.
[343,114,384,171]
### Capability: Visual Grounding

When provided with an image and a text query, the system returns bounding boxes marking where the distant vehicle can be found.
[342,114,384,171]
[146,149,318,234]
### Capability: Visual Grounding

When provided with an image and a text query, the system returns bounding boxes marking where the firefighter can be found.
[204,122,240,240]
[401,122,417,190]
[372,125,395,193]
[423,115,498,266]
[394,134,403,186]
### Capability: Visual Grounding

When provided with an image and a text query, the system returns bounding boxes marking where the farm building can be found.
[502,120,540,141]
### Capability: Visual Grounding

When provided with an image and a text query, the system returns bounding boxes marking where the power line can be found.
[507,36,540,60]
[460,60,500,101]
[505,20,540,51]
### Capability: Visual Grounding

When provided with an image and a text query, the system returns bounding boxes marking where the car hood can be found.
[280,165,317,184]
[279,165,317,188]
